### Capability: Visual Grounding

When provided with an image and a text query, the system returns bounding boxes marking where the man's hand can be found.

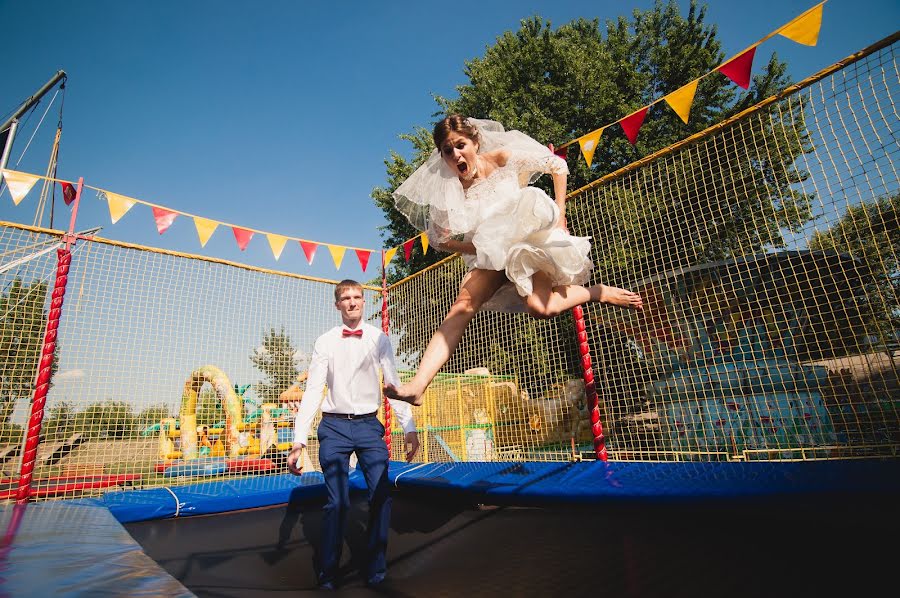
[404,431,420,463]
[287,443,305,475]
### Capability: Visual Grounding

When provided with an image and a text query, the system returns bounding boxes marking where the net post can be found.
[573,304,608,461]
[380,250,392,454]
[15,178,83,503]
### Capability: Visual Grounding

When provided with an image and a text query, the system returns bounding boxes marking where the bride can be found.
[385,115,642,406]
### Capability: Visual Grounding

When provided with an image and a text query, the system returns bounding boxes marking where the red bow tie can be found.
[342,328,363,337]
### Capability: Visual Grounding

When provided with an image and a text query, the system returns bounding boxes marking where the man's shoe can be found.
[317,581,335,591]
[366,575,386,588]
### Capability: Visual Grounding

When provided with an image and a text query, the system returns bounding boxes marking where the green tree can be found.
[250,327,301,402]
[372,1,812,402]
[374,1,806,277]
[75,400,137,439]
[196,385,223,426]
[0,278,58,435]
[136,403,174,432]
[42,400,77,440]
[809,193,900,352]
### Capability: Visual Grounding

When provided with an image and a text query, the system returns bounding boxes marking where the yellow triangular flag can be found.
[383,246,398,266]
[577,128,604,168]
[193,217,219,247]
[266,233,288,260]
[1,169,39,205]
[105,192,136,224]
[778,3,823,46]
[327,244,346,269]
[421,233,430,255]
[664,80,699,124]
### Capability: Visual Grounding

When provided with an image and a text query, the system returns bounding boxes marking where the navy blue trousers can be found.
[316,415,391,585]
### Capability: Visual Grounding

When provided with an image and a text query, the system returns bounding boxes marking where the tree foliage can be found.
[0,278,57,438]
[74,400,138,439]
[250,327,302,402]
[810,192,900,348]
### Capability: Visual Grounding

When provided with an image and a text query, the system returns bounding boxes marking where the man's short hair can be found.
[334,279,362,302]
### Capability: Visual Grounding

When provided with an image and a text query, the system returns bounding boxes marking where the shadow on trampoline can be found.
[125,488,894,597]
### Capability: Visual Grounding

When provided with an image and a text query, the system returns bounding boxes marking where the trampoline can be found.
[1,459,897,596]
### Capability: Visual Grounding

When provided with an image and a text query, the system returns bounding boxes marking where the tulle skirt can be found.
[462,187,593,312]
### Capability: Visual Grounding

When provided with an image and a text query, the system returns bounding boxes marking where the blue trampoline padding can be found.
[94,471,368,523]
[0,501,192,597]
[387,460,900,503]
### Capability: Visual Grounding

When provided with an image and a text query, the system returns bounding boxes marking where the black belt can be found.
[322,411,378,420]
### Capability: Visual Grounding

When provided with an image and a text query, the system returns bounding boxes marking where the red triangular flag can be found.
[151,206,178,235]
[232,227,254,251]
[718,47,757,90]
[60,182,77,206]
[619,107,649,145]
[403,239,415,261]
[299,241,318,265]
[355,249,371,272]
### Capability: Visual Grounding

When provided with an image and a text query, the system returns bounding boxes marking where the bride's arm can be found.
[437,238,476,254]
[552,170,568,232]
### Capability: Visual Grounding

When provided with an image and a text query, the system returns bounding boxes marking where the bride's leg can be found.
[523,272,643,318]
[384,269,507,406]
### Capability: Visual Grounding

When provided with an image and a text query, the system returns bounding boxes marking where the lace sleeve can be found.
[510,151,569,177]
[426,219,453,247]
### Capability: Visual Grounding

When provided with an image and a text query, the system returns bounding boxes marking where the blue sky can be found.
[2,0,898,282]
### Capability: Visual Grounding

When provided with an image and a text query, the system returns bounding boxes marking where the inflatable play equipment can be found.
[151,367,306,476]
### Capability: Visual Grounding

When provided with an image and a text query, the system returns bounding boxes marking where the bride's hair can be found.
[433,114,480,152]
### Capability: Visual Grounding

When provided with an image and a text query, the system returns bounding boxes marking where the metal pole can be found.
[0,120,19,172]
[0,71,67,135]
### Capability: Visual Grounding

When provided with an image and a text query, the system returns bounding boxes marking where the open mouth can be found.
[457,162,469,175]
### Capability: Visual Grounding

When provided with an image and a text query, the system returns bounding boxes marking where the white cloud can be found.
[54,369,85,382]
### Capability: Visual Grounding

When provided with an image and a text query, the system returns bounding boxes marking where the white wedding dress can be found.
[454,151,593,311]
[393,118,594,312]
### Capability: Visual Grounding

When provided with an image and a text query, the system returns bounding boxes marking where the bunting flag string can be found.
[6,167,432,272]
[556,1,826,166]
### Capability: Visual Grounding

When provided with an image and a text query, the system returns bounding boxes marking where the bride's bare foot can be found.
[383,383,425,407]
[591,284,643,310]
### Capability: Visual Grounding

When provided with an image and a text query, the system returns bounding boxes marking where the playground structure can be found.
[153,365,302,476]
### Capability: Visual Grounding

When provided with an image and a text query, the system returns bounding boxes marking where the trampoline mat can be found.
[125,490,894,597]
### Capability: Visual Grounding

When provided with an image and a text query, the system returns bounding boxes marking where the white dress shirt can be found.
[293,321,415,447]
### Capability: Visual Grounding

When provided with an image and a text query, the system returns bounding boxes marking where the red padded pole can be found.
[572,304,608,461]
[16,177,83,503]
[380,250,392,453]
